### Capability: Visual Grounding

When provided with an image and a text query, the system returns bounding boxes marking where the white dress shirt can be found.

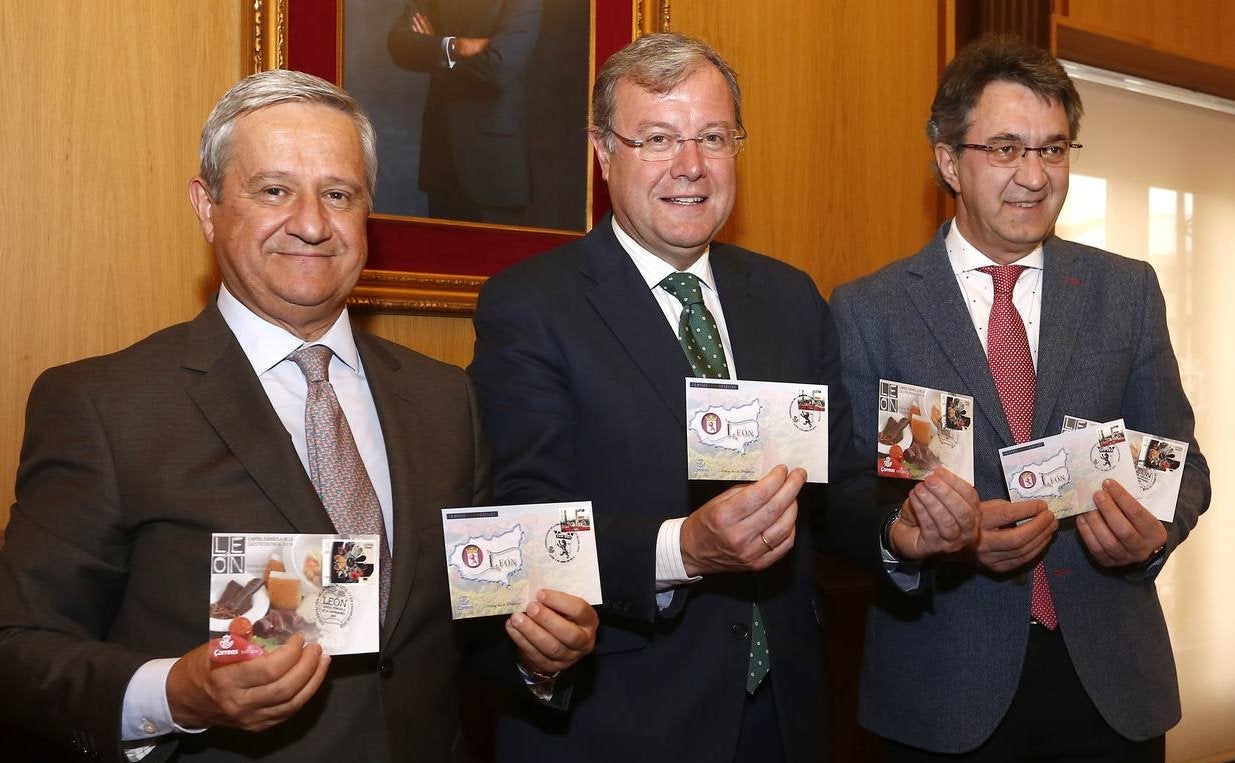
[609,219,736,601]
[882,223,1044,591]
[945,222,1044,364]
[120,286,394,755]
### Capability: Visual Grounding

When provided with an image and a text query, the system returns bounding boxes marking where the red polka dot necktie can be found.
[290,344,392,623]
[658,273,769,691]
[978,265,1057,630]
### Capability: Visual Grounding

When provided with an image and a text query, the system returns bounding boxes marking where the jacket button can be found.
[731,623,750,640]
[379,659,394,677]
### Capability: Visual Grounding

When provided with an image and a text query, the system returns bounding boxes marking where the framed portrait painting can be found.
[243,0,669,313]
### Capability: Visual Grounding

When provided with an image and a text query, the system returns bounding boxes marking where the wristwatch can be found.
[880,505,903,559]
[447,36,458,62]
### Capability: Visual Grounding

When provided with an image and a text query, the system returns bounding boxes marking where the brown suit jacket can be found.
[0,304,490,762]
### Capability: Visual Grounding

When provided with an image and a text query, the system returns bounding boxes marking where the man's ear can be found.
[934,143,962,195]
[188,177,217,244]
[588,129,613,182]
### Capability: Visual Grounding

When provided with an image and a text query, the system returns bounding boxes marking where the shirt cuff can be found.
[655,517,701,591]
[122,658,209,743]
[880,537,922,592]
[516,662,559,704]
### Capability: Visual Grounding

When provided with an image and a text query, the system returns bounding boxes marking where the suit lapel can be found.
[183,306,332,533]
[710,246,766,379]
[903,229,1014,445]
[356,334,424,642]
[581,223,694,425]
[1031,238,1087,438]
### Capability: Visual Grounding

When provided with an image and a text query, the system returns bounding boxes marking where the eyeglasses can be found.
[610,129,746,161]
[956,141,1082,167]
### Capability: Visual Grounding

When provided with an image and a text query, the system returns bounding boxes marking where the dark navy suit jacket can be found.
[470,218,884,762]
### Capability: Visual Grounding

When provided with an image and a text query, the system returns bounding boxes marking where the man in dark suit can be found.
[468,33,977,762]
[0,69,596,762]
[831,36,1210,762]
[388,0,541,225]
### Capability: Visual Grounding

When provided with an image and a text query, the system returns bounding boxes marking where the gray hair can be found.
[592,32,743,151]
[198,69,377,200]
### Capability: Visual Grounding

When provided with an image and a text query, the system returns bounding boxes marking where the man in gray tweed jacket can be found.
[831,36,1209,763]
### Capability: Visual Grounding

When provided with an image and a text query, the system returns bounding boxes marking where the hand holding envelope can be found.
[957,499,1057,573]
[1076,479,1168,567]
[506,589,599,676]
[887,468,982,559]
[680,464,807,576]
[167,634,330,731]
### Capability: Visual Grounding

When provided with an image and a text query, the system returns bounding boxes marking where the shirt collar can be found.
[610,216,718,294]
[216,284,363,378]
[945,219,1045,276]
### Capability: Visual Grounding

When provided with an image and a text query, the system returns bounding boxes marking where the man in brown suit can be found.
[0,69,595,762]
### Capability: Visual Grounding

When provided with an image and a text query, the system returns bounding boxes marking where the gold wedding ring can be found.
[760,532,774,551]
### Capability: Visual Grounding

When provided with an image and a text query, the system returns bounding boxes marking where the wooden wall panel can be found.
[1053,0,1235,101]
[1059,0,1235,68]
[666,0,945,296]
[355,312,476,369]
[0,0,242,528]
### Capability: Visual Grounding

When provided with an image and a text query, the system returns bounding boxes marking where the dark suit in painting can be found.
[831,224,1210,753]
[469,218,884,762]
[0,304,490,762]
[388,0,542,222]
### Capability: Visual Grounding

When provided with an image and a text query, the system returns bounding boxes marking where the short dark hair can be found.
[591,32,742,151]
[927,35,1083,190]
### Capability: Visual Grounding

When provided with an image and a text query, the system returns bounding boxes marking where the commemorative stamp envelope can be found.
[441,502,602,620]
[875,379,974,483]
[208,533,380,663]
[685,379,829,483]
[1062,416,1188,522]
[999,419,1137,519]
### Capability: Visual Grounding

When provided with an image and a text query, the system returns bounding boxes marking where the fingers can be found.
[753,518,797,570]
[904,470,980,553]
[236,644,331,732]
[680,466,804,576]
[167,636,329,731]
[979,499,1051,529]
[739,466,806,532]
[409,12,432,35]
[718,465,791,523]
[1077,480,1166,567]
[507,591,598,674]
[968,500,1057,573]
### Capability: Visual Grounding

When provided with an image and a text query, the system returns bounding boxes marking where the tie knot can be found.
[289,344,334,383]
[978,264,1028,296]
[659,272,705,307]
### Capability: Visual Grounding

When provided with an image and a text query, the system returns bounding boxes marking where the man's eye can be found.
[262,187,287,197]
[1041,144,1065,157]
[644,133,673,146]
[699,132,726,146]
[991,143,1020,157]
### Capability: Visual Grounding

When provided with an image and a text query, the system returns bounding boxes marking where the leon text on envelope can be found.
[441,502,602,620]
[208,533,380,662]
[999,420,1137,519]
[685,379,828,483]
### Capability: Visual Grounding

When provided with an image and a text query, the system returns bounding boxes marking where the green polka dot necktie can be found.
[658,272,770,693]
[658,272,730,379]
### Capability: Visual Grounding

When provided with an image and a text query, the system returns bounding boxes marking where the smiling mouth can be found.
[663,196,706,205]
[1007,200,1042,208]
